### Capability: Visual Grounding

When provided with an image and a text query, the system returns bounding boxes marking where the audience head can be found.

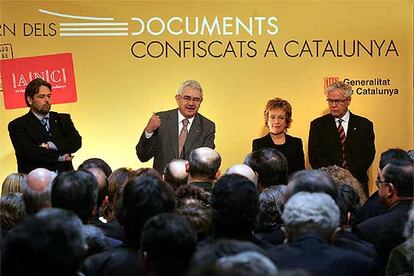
[104,167,134,221]
[23,168,56,214]
[175,184,210,208]
[0,193,26,231]
[188,147,221,182]
[379,148,411,170]
[336,183,360,228]
[119,174,175,247]
[210,174,258,239]
[378,159,413,207]
[191,239,265,271]
[282,192,340,241]
[244,148,288,190]
[257,185,287,233]
[85,167,109,212]
[51,170,99,223]
[319,165,366,203]
[216,251,278,276]
[286,169,337,203]
[178,202,213,241]
[1,173,25,195]
[224,164,258,186]
[141,213,198,276]
[163,159,188,189]
[78,157,112,178]
[2,208,86,276]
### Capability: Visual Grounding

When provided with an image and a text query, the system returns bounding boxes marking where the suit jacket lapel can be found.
[326,114,341,145]
[184,113,202,156]
[346,112,357,146]
[27,111,50,139]
[48,112,58,137]
[168,110,179,158]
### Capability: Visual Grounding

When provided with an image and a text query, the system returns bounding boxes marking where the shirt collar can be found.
[178,110,195,125]
[31,111,50,121]
[337,110,350,124]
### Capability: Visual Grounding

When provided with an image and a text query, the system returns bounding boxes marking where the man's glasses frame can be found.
[326,98,350,105]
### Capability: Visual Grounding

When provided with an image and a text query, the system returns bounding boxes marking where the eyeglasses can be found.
[179,95,202,104]
[375,179,388,188]
[326,98,349,105]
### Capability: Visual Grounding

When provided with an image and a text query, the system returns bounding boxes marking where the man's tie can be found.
[178,119,189,158]
[337,119,347,169]
[41,117,50,133]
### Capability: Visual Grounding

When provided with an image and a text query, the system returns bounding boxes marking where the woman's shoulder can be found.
[253,133,271,142]
[285,134,303,144]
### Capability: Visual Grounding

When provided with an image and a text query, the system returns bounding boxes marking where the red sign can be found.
[324,76,340,90]
[1,53,77,109]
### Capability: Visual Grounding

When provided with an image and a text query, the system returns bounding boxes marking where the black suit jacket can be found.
[354,200,413,274]
[136,108,215,173]
[8,111,82,173]
[252,133,305,175]
[308,112,375,189]
[266,232,375,276]
[82,244,140,276]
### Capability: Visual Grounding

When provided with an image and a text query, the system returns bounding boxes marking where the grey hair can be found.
[177,80,203,97]
[282,192,340,232]
[404,205,414,239]
[217,251,278,275]
[325,81,353,98]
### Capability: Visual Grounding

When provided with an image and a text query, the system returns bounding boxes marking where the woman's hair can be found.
[1,173,26,196]
[0,193,26,231]
[263,98,293,128]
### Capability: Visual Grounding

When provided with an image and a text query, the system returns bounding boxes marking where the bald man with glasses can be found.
[308,81,375,196]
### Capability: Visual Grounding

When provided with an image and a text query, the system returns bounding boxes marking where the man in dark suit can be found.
[308,81,375,196]
[8,78,82,173]
[136,80,215,173]
[354,159,413,274]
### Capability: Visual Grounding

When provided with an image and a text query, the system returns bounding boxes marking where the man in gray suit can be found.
[136,80,215,173]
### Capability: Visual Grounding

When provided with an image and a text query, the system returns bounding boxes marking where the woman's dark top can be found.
[252,133,305,176]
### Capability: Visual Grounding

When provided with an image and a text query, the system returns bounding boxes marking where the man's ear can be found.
[175,94,180,104]
[185,161,190,173]
[214,169,221,180]
[27,96,33,106]
[387,183,397,197]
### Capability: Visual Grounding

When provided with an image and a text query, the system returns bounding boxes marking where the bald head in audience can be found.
[225,164,258,186]
[163,159,188,189]
[23,168,56,214]
[187,147,221,191]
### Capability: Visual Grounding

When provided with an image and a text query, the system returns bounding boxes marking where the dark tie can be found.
[337,119,347,169]
[41,117,50,133]
[178,119,189,158]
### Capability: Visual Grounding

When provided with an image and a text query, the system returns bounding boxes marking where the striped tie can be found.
[337,119,347,169]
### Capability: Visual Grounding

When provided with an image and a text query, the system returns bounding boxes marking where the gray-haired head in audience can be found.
[282,192,340,241]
